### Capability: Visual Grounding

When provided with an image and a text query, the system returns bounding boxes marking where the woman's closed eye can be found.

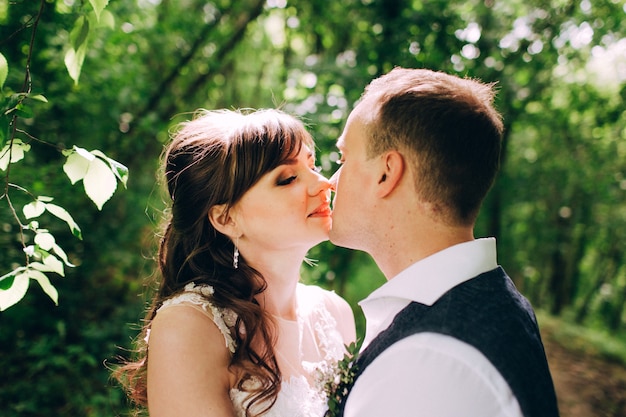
[277,175,297,186]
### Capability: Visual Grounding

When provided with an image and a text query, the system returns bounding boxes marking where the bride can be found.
[114,108,356,417]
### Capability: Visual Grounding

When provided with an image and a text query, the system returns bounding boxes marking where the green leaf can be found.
[45,203,82,239]
[98,9,115,29]
[0,274,14,290]
[27,269,59,306]
[63,149,90,184]
[70,15,90,52]
[0,267,25,290]
[0,115,8,146]
[89,0,110,21]
[5,93,24,112]
[0,52,7,90]
[0,272,29,311]
[15,103,34,118]
[92,149,129,187]
[26,221,39,231]
[29,94,48,103]
[64,43,87,85]
[0,139,31,171]
[84,156,117,210]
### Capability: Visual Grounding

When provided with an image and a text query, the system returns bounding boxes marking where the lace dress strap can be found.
[155,283,237,353]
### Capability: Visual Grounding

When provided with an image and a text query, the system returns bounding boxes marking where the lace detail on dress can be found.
[230,286,347,417]
[230,375,327,417]
[155,283,237,353]
[313,301,344,361]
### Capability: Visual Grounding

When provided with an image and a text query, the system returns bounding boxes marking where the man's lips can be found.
[308,202,332,217]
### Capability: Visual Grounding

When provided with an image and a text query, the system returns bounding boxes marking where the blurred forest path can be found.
[542,327,626,417]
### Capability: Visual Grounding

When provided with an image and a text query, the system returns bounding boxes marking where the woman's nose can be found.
[310,171,332,196]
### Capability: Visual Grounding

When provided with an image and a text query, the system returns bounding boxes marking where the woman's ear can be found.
[376,150,405,198]
[208,204,239,238]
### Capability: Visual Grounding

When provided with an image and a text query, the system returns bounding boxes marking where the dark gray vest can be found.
[339,267,559,417]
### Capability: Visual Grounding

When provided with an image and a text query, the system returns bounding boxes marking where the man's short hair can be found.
[361,67,504,225]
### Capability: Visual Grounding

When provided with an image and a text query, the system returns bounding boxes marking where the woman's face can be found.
[231,145,332,255]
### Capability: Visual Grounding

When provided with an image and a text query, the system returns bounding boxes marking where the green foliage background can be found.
[1,0,625,415]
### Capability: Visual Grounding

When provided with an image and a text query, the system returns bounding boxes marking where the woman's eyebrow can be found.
[280,150,314,166]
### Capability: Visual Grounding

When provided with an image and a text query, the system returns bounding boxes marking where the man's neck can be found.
[371,222,475,280]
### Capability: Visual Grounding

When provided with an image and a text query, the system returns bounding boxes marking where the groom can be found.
[329,67,559,417]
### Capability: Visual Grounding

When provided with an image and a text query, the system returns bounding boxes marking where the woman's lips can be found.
[308,202,332,217]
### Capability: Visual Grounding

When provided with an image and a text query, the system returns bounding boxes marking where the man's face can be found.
[329,103,380,250]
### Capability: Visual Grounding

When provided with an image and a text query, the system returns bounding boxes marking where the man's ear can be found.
[208,204,239,238]
[376,150,405,198]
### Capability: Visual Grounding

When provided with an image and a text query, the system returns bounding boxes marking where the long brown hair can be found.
[113,108,314,416]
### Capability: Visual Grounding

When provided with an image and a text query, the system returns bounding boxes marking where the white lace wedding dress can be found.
[154,282,351,417]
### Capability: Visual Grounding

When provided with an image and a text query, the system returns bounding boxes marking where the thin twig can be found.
[2,0,47,264]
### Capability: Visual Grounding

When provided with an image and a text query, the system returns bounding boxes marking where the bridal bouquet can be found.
[316,341,360,417]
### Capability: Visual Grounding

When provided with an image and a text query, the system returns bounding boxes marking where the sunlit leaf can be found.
[0,272,29,311]
[34,232,55,251]
[63,150,90,184]
[64,43,87,85]
[84,157,117,210]
[98,9,115,29]
[0,52,7,89]
[43,255,65,277]
[45,203,82,239]
[30,261,53,273]
[29,94,48,103]
[44,256,64,277]
[51,243,74,267]
[89,0,110,22]
[92,149,129,187]
[75,146,96,161]
[28,269,59,306]
[0,139,31,170]
[23,200,46,219]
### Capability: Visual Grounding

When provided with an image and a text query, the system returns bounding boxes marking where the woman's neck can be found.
[246,251,303,320]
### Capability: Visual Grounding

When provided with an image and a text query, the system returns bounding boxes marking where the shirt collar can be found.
[360,238,498,308]
[357,238,498,349]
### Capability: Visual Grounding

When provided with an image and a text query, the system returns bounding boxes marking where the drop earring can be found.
[233,238,239,269]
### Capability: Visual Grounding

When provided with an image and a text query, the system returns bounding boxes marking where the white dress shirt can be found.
[344,238,524,417]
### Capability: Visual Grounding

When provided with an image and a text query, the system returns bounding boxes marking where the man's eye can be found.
[277,175,297,186]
